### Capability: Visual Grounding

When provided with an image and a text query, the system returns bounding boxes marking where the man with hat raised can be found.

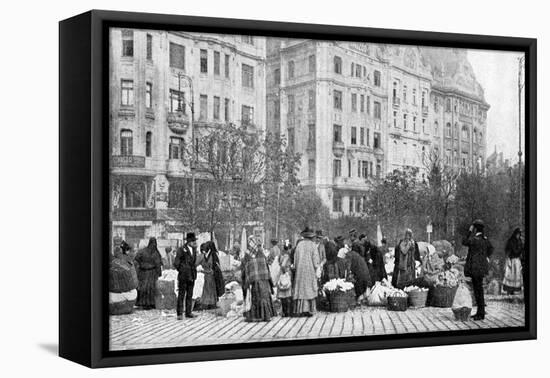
[174,232,198,320]
[462,219,494,320]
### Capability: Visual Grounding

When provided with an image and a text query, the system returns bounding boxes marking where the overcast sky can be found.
[467,49,525,163]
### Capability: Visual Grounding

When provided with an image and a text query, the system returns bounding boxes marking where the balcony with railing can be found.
[332,141,345,157]
[167,112,190,134]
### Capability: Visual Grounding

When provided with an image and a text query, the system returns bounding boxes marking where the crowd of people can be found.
[113,219,526,323]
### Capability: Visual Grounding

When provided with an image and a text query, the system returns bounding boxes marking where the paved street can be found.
[110,296,525,351]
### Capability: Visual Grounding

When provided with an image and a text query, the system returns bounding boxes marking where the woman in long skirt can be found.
[198,241,224,309]
[503,228,524,294]
[134,237,162,309]
[242,236,275,322]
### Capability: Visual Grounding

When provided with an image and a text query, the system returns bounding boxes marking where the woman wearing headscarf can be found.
[134,237,162,309]
[242,236,276,322]
[321,241,347,284]
[392,229,421,289]
[503,228,524,295]
[292,227,321,317]
[197,240,225,309]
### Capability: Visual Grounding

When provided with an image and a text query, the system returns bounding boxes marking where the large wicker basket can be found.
[408,290,428,308]
[327,290,350,312]
[430,286,458,308]
[387,296,408,311]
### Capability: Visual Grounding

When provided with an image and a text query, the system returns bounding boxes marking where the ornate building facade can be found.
[109,28,266,248]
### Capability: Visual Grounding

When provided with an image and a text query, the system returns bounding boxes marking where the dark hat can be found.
[300,226,315,238]
[473,219,485,228]
[348,228,357,235]
[334,235,344,243]
[270,238,279,244]
[186,232,197,242]
[315,229,324,237]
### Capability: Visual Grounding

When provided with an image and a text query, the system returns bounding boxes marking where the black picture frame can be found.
[59,9,537,368]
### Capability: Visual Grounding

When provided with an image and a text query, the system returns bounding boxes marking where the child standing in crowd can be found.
[277,247,293,317]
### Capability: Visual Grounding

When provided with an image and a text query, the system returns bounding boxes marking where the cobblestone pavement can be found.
[109,296,525,351]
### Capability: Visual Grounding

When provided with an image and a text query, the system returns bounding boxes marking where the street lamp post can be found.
[176,72,196,229]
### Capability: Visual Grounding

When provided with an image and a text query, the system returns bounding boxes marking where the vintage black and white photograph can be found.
[108,28,527,351]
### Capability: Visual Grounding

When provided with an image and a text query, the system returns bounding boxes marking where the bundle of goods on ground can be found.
[109,257,138,315]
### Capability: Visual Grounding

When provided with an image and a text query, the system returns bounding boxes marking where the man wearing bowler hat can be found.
[174,232,198,320]
[462,219,494,320]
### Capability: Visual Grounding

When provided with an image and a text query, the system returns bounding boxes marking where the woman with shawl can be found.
[292,227,321,317]
[242,236,275,322]
[392,229,421,289]
[197,241,225,309]
[503,228,524,294]
[134,237,162,309]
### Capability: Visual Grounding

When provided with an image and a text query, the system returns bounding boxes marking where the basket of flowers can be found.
[430,269,459,307]
[452,306,472,321]
[323,279,355,313]
[387,289,408,311]
[404,286,429,308]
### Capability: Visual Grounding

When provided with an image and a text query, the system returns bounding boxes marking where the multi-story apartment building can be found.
[267,39,388,217]
[109,28,266,248]
[421,47,489,173]
[386,46,433,178]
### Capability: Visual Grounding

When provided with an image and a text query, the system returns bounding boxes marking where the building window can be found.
[242,105,254,125]
[200,49,208,73]
[445,98,451,112]
[356,64,362,78]
[169,42,185,70]
[392,82,398,100]
[121,29,134,57]
[421,91,426,107]
[376,160,381,178]
[146,34,153,60]
[124,182,145,208]
[199,94,208,120]
[308,90,315,111]
[274,100,280,120]
[351,62,355,76]
[434,121,439,135]
[224,98,230,121]
[224,54,230,78]
[333,159,342,177]
[373,70,381,87]
[351,93,357,112]
[412,88,417,105]
[366,129,370,146]
[351,127,357,145]
[274,68,280,85]
[454,123,459,138]
[334,56,342,74]
[333,124,342,143]
[145,132,152,157]
[446,122,452,137]
[287,94,295,115]
[473,128,478,143]
[287,128,295,151]
[120,80,134,106]
[348,159,352,178]
[308,55,316,73]
[393,111,397,127]
[355,196,362,213]
[349,196,354,213]
[370,161,374,177]
[333,90,342,110]
[333,193,342,212]
[242,64,254,88]
[373,101,381,119]
[308,159,316,178]
[403,85,408,103]
[413,116,417,132]
[241,36,254,45]
[362,161,368,178]
[403,114,408,130]
[169,137,184,159]
[213,96,220,120]
[434,97,439,112]
[422,118,426,133]
[308,124,316,149]
[145,82,152,109]
[120,129,133,156]
[214,51,220,75]
[373,132,380,149]
[170,89,185,113]
[287,60,295,79]
[360,94,365,112]
[462,125,469,140]
[360,127,365,145]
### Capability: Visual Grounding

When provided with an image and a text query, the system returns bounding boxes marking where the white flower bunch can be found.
[323,278,354,292]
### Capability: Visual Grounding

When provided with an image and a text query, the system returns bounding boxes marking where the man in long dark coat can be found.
[462,219,494,320]
[174,232,198,320]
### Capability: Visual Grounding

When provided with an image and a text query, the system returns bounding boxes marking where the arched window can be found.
[124,182,146,208]
[120,129,133,156]
[145,132,152,157]
[434,121,439,135]
[445,122,451,137]
[462,125,469,140]
[333,56,342,74]
[473,128,478,143]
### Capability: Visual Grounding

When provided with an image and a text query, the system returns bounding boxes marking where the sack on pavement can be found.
[109,258,138,293]
[452,283,473,309]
